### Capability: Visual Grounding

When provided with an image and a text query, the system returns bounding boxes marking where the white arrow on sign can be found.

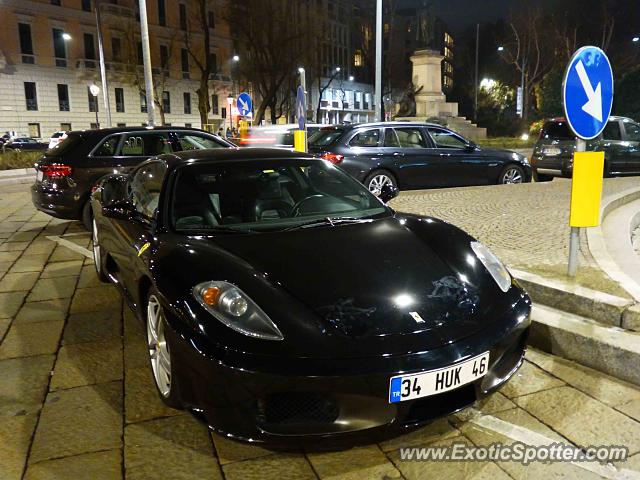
[238,98,248,112]
[575,60,603,122]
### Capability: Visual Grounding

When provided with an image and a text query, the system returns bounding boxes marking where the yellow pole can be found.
[294,130,306,153]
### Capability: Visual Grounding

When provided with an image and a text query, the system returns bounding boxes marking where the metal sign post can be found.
[294,85,306,153]
[562,46,614,277]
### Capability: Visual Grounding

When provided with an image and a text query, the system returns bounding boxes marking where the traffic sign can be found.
[562,46,614,140]
[296,86,306,131]
[236,92,252,117]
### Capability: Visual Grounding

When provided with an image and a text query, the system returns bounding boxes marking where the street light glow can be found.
[62,33,72,41]
[335,66,341,72]
[232,55,240,61]
[348,75,354,81]
[480,78,496,90]
[298,67,305,73]
[89,84,100,96]
[497,46,504,52]
[633,37,640,42]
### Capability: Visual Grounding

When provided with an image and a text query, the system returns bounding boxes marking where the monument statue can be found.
[395,83,424,118]
[415,0,436,49]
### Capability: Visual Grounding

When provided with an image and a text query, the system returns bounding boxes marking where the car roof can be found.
[546,116,632,123]
[316,121,446,130]
[154,147,317,171]
[68,125,212,138]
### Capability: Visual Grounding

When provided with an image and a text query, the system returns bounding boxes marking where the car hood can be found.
[162,215,524,357]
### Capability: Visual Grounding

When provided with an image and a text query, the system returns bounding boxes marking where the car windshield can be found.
[308,128,345,147]
[540,121,575,140]
[171,159,388,233]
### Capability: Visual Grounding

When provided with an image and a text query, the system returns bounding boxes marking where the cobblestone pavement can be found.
[1,186,640,479]
[390,177,640,296]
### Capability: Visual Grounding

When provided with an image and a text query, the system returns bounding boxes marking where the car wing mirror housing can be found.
[100,175,132,219]
[379,184,399,203]
[466,141,477,151]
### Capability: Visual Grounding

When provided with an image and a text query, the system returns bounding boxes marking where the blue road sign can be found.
[563,46,614,140]
[296,86,306,130]
[236,92,252,117]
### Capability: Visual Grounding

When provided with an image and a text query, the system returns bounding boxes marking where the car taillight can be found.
[321,152,344,165]
[40,164,73,178]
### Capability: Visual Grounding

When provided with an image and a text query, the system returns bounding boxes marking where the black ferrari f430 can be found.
[91,148,531,444]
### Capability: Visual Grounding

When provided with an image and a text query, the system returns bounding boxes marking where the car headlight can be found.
[470,241,511,292]
[193,281,283,340]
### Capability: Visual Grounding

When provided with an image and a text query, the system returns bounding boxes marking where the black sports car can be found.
[91,148,531,444]
[308,122,532,195]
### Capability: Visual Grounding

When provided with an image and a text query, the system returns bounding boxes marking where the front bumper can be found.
[165,297,531,445]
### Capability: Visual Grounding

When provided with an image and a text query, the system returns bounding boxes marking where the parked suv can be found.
[308,122,531,194]
[32,127,234,229]
[531,116,640,181]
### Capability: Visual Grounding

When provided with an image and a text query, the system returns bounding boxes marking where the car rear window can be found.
[540,121,575,140]
[308,127,345,147]
[45,132,82,155]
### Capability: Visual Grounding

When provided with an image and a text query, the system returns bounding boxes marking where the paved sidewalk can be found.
[1,187,640,479]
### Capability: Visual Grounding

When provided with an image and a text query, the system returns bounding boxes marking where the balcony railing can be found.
[55,57,68,68]
[76,59,97,69]
[100,3,135,18]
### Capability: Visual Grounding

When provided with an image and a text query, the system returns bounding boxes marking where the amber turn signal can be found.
[202,287,221,306]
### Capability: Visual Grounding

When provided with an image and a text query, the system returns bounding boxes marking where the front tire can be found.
[498,165,525,184]
[364,169,397,196]
[92,217,109,283]
[146,290,181,409]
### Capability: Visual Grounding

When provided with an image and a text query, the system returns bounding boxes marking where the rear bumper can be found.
[531,155,572,178]
[31,184,83,220]
[165,296,531,446]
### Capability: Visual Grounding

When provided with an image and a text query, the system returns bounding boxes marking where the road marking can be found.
[45,235,92,259]
[469,412,640,479]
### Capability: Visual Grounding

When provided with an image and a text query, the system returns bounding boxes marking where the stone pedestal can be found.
[396,49,486,140]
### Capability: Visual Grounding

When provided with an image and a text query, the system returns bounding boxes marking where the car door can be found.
[390,126,443,188]
[109,160,168,296]
[425,127,486,186]
[621,120,640,175]
[342,128,384,181]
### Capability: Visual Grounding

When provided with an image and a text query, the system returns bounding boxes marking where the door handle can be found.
[439,153,451,157]
[393,152,405,156]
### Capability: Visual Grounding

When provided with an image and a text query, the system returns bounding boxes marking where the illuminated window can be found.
[354,49,363,67]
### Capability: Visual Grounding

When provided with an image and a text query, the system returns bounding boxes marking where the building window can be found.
[115,87,125,112]
[24,82,37,111]
[158,0,166,26]
[84,33,96,68]
[57,84,70,111]
[82,0,91,11]
[208,10,215,28]
[179,4,187,30]
[183,92,191,114]
[117,123,126,127]
[61,122,71,131]
[52,28,67,67]
[353,49,363,67]
[28,123,41,138]
[140,92,147,113]
[221,107,226,119]
[160,45,169,70]
[51,0,61,5]
[162,91,171,113]
[18,23,34,64]
[88,87,98,112]
[185,123,192,128]
[111,37,121,62]
[181,49,189,78]
[211,94,218,115]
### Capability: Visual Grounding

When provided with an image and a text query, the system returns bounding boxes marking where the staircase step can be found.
[529,304,640,386]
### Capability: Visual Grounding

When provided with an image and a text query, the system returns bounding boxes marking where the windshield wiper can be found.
[284,216,372,231]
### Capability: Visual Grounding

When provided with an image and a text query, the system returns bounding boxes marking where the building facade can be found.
[0,0,234,139]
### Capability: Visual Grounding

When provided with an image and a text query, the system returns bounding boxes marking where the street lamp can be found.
[348,75,354,82]
[232,55,240,62]
[226,96,234,135]
[633,37,639,43]
[497,46,504,52]
[62,32,72,41]
[89,84,100,128]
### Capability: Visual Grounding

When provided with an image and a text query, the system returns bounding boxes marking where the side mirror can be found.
[100,175,128,207]
[379,184,399,203]
[102,200,135,221]
[465,141,477,152]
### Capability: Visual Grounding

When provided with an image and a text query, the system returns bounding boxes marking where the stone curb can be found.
[0,174,34,186]
[587,186,640,302]
[0,167,33,178]
[529,304,640,386]
[511,268,638,331]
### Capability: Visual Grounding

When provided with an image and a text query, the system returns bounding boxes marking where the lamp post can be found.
[226,96,233,135]
[138,0,155,126]
[90,84,100,128]
[374,0,382,122]
[94,0,112,127]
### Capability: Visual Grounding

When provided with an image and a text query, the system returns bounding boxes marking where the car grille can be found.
[402,383,476,425]
[260,392,340,425]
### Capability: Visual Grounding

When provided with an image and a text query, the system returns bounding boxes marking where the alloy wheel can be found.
[147,295,172,398]
[368,174,393,196]
[501,168,523,184]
